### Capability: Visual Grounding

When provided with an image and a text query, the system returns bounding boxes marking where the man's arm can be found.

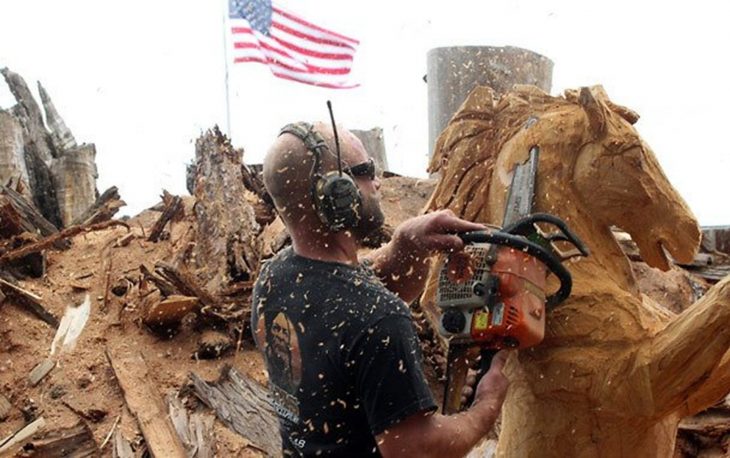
[376,352,509,458]
[364,210,486,303]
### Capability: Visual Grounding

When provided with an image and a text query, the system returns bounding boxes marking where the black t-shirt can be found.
[251,247,436,457]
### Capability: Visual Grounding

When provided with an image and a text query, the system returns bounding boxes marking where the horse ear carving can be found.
[606,100,640,125]
[579,87,607,137]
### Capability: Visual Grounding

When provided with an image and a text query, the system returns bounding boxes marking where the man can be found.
[252,121,509,457]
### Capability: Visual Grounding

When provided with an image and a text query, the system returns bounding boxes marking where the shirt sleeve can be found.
[348,314,437,435]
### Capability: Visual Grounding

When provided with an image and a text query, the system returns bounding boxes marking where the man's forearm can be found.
[378,399,500,458]
[425,400,501,458]
[364,240,431,303]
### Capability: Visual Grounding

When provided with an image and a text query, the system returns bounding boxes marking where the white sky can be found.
[1,0,728,225]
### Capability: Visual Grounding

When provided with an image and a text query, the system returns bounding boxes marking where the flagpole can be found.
[221,0,232,137]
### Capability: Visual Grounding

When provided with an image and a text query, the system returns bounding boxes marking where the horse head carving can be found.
[423,85,730,457]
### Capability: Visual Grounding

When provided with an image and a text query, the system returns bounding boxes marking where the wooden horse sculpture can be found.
[422,85,730,457]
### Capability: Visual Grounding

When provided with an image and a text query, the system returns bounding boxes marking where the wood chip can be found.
[143,295,199,330]
[29,358,56,386]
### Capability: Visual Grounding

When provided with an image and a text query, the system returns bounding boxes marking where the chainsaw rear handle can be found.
[457,231,572,308]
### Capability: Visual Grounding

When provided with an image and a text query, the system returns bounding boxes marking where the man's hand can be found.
[472,351,510,411]
[392,209,487,258]
[367,210,487,303]
[460,351,510,410]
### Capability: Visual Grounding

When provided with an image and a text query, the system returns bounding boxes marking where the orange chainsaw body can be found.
[470,246,548,349]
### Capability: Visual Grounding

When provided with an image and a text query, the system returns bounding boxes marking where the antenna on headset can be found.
[326,100,343,176]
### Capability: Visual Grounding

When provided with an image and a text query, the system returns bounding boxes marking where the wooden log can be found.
[20,421,99,457]
[70,186,125,226]
[51,144,98,226]
[148,191,183,242]
[0,277,58,327]
[190,365,281,456]
[37,81,77,152]
[191,128,261,295]
[106,347,187,458]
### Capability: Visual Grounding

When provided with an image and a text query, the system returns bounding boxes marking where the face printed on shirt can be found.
[265,312,303,394]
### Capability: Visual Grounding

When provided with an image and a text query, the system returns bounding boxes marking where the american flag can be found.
[228,0,359,89]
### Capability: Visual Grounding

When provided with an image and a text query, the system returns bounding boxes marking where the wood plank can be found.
[0,416,46,453]
[106,347,186,458]
[190,365,280,456]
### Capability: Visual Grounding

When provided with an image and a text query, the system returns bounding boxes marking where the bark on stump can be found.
[51,144,98,226]
[0,110,32,201]
[190,128,260,296]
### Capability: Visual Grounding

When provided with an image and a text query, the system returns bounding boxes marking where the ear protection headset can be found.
[278,121,362,232]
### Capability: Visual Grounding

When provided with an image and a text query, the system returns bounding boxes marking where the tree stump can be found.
[426,46,553,154]
[190,128,260,295]
[1,68,101,229]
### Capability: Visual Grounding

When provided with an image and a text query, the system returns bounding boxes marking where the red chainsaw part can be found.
[470,246,548,349]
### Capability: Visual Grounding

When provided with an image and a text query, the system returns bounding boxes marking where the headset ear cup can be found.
[313,172,361,231]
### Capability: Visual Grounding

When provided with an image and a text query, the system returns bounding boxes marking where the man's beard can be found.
[353,194,385,242]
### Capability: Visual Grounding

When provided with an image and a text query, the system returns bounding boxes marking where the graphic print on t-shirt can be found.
[258,311,302,423]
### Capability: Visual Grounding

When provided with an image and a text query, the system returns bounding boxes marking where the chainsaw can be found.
[439,145,590,414]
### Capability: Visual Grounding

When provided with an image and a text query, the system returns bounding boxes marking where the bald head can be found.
[262,121,368,229]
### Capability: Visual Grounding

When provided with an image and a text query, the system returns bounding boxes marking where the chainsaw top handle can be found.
[457,231,573,308]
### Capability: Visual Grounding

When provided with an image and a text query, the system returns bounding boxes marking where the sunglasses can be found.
[345,158,376,181]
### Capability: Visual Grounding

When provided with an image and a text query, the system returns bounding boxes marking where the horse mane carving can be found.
[422,85,730,456]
